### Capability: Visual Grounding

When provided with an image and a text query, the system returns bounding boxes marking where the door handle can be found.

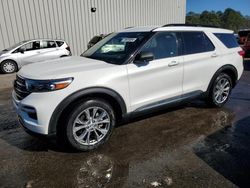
[211,53,218,58]
[168,61,179,67]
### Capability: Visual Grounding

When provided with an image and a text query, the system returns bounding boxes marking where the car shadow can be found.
[193,115,250,188]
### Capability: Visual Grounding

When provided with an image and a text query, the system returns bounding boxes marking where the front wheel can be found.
[206,73,232,107]
[0,60,18,74]
[60,99,115,151]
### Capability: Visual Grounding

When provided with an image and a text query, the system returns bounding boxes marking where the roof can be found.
[120,25,233,34]
[119,26,159,32]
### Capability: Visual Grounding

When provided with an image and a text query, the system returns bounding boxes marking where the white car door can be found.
[181,31,220,94]
[17,41,43,65]
[127,32,184,111]
[40,40,61,60]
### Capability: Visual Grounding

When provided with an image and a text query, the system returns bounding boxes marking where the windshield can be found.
[81,32,152,64]
[3,41,28,51]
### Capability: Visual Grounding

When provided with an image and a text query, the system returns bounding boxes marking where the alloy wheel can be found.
[72,107,111,146]
[214,77,231,104]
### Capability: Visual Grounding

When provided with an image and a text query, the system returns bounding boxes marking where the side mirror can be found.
[135,51,154,63]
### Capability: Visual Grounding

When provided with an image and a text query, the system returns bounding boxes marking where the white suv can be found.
[13,25,244,151]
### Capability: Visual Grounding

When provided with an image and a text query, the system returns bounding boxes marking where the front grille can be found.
[14,75,31,100]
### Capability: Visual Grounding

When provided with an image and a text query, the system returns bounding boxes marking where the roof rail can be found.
[162,23,219,28]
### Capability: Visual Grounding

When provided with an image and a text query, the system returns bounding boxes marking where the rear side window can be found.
[56,41,64,47]
[182,32,215,55]
[214,33,239,48]
[41,40,57,49]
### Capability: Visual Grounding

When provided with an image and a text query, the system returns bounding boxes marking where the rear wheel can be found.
[0,60,18,74]
[59,99,115,151]
[206,73,232,107]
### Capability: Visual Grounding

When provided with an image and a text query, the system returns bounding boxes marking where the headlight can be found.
[26,77,73,92]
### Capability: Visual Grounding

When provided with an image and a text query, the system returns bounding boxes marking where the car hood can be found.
[0,50,9,56]
[18,56,116,80]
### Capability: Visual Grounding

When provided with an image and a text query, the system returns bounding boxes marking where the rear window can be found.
[214,33,239,48]
[56,41,64,47]
[238,30,250,37]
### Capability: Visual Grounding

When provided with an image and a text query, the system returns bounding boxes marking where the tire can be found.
[58,98,115,151]
[0,60,18,74]
[206,73,232,107]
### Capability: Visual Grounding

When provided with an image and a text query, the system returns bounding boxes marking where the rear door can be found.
[181,31,219,94]
[40,40,61,60]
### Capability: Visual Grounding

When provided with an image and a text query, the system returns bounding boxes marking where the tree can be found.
[221,8,244,32]
[185,9,249,32]
[186,11,200,24]
[200,11,221,26]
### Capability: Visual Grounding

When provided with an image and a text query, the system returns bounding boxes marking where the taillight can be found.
[66,46,71,52]
[238,50,245,57]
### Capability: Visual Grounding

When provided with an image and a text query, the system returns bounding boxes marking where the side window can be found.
[56,41,64,47]
[182,32,215,55]
[140,32,179,60]
[214,33,239,48]
[41,40,57,49]
[19,41,40,51]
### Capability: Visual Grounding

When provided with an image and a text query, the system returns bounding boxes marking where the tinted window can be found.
[56,41,64,47]
[19,41,40,51]
[238,30,250,37]
[182,32,215,55]
[214,33,239,48]
[140,32,179,60]
[41,40,57,48]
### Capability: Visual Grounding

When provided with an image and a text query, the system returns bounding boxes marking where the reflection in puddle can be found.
[76,154,118,188]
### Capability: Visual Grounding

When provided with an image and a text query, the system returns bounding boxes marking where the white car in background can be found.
[0,39,71,74]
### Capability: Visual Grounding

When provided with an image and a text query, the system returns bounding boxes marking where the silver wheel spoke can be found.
[86,131,91,144]
[96,119,110,124]
[96,127,108,135]
[78,130,88,140]
[75,117,86,125]
[223,87,230,91]
[92,107,98,118]
[94,129,101,141]
[73,125,88,132]
[85,109,91,120]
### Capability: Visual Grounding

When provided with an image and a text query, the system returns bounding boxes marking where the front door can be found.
[17,41,44,65]
[127,32,184,111]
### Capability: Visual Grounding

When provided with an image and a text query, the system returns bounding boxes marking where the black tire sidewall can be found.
[65,99,115,151]
[0,60,17,74]
[210,73,232,107]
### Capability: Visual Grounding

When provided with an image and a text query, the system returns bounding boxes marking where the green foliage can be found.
[186,8,249,32]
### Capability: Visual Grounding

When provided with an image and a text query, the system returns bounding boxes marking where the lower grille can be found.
[14,75,31,100]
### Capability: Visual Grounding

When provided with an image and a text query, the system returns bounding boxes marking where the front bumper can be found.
[12,91,50,135]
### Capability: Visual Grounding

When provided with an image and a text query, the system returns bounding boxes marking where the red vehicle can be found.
[242,33,250,58]
[238,30,250,45]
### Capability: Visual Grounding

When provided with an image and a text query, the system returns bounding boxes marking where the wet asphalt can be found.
[0,61,250,188]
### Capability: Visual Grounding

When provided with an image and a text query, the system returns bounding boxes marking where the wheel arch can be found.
[206,64,238,93]
[48,87,127,134]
